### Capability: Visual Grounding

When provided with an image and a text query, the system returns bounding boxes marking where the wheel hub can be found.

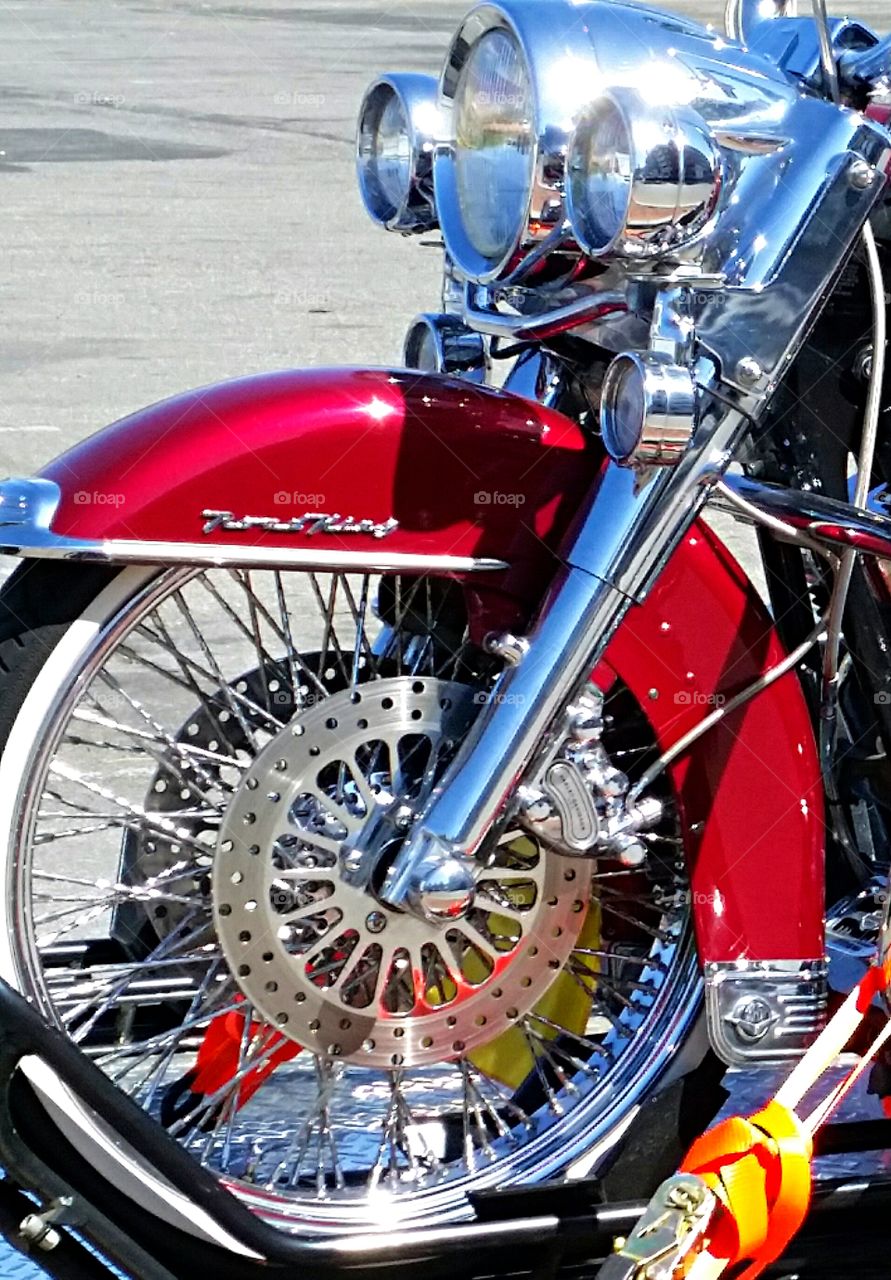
[214,676,593,1068]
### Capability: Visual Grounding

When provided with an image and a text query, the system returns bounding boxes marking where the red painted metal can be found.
[44,366,592,568]
[39,367,823,966]
[603,526,823,963]
[866,104,891,176]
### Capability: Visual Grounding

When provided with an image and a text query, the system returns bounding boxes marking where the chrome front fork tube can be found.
[380,403,748,915]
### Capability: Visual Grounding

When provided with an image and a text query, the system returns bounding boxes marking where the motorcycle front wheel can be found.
[0,559,701,1237]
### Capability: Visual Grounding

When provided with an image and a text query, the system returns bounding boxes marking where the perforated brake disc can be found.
[213,675,594,1069]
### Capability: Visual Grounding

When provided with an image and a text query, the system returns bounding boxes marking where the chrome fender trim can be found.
[0,478,508,574]
[705,958,829,1065]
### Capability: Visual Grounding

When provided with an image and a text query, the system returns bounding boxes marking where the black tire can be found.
[0,561,116,744]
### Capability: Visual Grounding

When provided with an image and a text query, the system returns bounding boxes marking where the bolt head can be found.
[849,158,875,190]
[735,356,763,387]
[365,910,387,934]
[568,705,603,744]
[393,805,414,831]
[521,790,554,824]
[614,834,647,868]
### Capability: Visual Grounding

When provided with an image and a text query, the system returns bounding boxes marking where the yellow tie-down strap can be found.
[468,901,603,1090]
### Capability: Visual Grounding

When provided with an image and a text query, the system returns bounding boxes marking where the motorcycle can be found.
[0,0,890,1258]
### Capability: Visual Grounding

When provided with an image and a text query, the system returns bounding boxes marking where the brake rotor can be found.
[214,676,593,1068]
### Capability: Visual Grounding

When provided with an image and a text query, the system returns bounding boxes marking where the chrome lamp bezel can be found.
[434,1,599,285]
[403,314,489,383]
[356,73,441,233]
[600,351,696,467]
[566,87,722,262]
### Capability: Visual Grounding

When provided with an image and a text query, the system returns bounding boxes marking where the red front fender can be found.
[43,367,595,586]
[33,366,822,965]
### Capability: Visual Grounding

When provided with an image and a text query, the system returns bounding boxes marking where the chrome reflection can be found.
[356,74,440,233]
[403,314,488,383]
[434,1,599,283]
[567,89,721,260]
[600,352,696,466]
[725,0,797,43]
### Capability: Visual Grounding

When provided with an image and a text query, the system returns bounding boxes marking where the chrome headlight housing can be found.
[725,0,797,43]
[434,3,599,283]
[601,352,696,466]
[356,74,441,232]
[403,314,488,383]
[566,88,722,260]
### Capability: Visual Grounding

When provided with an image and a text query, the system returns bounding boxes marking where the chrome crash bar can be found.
[714,474,891,561]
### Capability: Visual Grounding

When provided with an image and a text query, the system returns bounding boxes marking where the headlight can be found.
[356,74,440,232]
[601,352,696,466]
[435,4,599,283]
[403,314,488,383]
[453,29,534,263]
[567,88,721,260]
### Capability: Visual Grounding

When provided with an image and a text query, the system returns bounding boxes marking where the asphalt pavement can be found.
[0,0,886,485]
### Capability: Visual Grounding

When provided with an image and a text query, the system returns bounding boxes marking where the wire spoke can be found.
[13,563,689,1222]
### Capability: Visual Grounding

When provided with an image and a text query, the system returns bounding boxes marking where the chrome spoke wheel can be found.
[0,564,698,1233]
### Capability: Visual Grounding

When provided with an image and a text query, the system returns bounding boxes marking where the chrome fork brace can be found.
[381,397,747,913]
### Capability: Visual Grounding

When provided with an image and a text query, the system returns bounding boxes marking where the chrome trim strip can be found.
[0,478,508,574]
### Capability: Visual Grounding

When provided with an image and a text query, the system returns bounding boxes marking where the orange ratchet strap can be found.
[161,1003,300,1129]
[602,963,891,1280]
[190,1007,300,1104]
